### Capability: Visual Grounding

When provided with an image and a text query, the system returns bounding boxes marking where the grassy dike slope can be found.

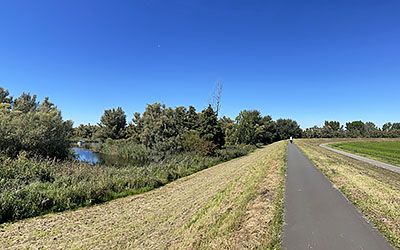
[296,139,400,249]
[0,141,287,250]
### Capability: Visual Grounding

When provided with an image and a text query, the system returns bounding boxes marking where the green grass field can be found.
[331,141,400,167]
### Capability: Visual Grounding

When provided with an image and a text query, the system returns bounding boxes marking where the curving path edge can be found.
[320,143,400,174]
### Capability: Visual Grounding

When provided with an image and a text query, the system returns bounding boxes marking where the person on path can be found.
[289,136,293,143]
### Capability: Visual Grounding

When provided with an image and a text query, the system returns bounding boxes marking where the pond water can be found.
[72,147,133,167]
[72,147,100,165]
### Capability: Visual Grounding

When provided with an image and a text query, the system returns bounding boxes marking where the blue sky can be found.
[1,0,399,128]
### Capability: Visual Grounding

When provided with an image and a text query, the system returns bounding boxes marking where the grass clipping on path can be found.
[296,139,400,249]
[0,141,286,250]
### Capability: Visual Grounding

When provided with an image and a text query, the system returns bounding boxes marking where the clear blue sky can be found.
[1,0,399,128]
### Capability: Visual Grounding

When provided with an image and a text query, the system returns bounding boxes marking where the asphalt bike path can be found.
[283,143,393,250]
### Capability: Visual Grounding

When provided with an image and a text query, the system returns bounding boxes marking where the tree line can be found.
[1,86,399,160]
[75,104,302,156]
[303,120,400,138]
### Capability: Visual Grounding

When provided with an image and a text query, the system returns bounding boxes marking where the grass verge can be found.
[330,140,400,166]
[296,139,400,249]
[170,141,287,249]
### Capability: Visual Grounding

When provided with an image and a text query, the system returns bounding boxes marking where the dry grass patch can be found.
[296,139,400,249]
[0,141,286,250]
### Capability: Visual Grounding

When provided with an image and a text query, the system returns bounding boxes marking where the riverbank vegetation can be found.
[0,141,287,249]
[0,144,255,224]
[0,86,297,224]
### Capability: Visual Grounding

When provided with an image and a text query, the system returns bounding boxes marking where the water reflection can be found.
[72,147,99,165]
[72,147,133,167]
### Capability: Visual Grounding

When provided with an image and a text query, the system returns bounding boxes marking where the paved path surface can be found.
[283,143,393,250]
[320,144,400,174]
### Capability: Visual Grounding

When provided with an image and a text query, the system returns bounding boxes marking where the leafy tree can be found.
[13,92,38,113]
[38,97,56,112]
[198,105,224,147]
[382,122,392,132]
[346,121,365,137]
[382,122,400,132]
[126,112,144,143]
[322,121,343,138]
[219,116,235,145]
[0,87,12,112]
[74,123,98,139]
[140,103,182,153]
[275,119,302,140]
[98,107,127,139]
[174,106,188,132]
[0,87,12,104]
[232,110,262,145]
[0,88,72,159]
[364,122,379,137]
[257,115,276,144]
[303,126,323,138]
[186,106,199,130]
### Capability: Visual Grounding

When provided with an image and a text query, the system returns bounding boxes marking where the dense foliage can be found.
[76,105,304,153]
[0,88,73,159]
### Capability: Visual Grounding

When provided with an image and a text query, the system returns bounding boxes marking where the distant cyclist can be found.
[290,136,293,143]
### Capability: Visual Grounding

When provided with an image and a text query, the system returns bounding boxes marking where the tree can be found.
[275,119,302,140]
[210,82,223,117]
[198,105,224,147]
[364,122,379,137]
[382,122,393,132]
[322,121,343,138]
[98,107,127,139]
[219,116,235,145]
[232,110,262,145]
[74,123,98,139]
[303,126,323,138]
[13,92,38,113]
[0,87,12,104]
[140,103,181,152]
[0,88,72,159]
[346,121,365,137]
[126,112,144,143]
[0,87,12,112]
[186,106,199,130]
[38,97,56,112]
[257,115,277,144]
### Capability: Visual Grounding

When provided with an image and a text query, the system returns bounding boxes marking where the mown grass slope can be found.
[0,141,287,250]
[330,141,400,167]
[296,139,400,249]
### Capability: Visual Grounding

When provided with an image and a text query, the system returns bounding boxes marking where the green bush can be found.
[0,108,72,159]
